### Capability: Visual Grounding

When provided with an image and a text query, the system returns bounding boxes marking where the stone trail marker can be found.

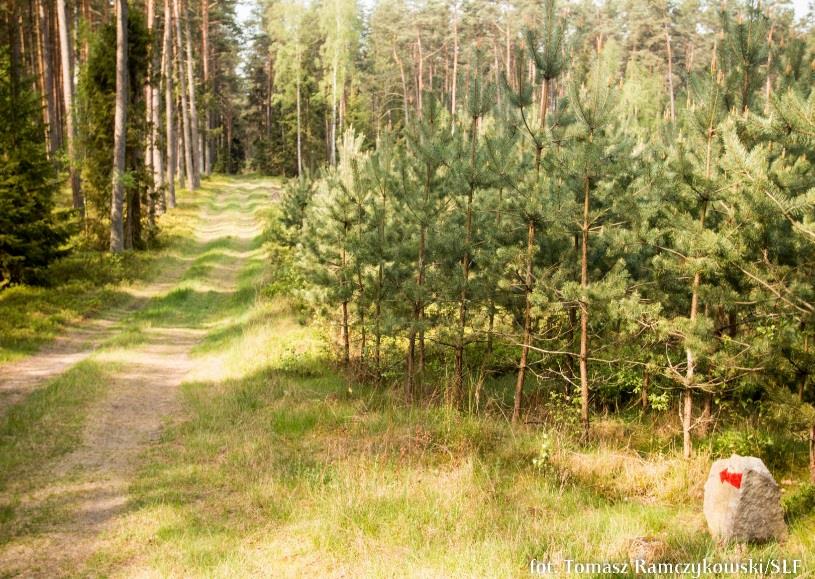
[703,454,787,543]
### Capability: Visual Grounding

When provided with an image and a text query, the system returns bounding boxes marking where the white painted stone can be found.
[703,454,787,543]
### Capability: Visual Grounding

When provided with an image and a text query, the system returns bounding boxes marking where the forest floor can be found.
[0,176,813,577]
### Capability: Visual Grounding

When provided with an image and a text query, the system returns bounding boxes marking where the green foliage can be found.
[0,49,70,286]
[278,173,316,245]
[783,483,815,523]
[708,428,776,459]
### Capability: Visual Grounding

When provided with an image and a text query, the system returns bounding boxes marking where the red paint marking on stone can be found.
[719,468,743,489]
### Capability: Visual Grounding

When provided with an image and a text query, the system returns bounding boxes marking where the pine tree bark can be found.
[150,0,163,206]
[416,32,423,115]
[665,23,676,123]
[163,0,176,208]
[23,3,37,96]
[450,10,458,131]
[683,122,713,458]
[800,333,809,402]
[146,0,162,227]
[641,369,650,409]
[375,187,387,381]
[329,8,339,166]
[393,45,408,125]
[809,423,815,483]
[684,198,708,458]
[182,0,201,186]
[202,0,211,175]
[418,222,426,373]
[513,220,535,424]
[406,331,416,402]
[341,298,351,367]
[110,0,128,253]
[35,0,58,157]
[56,0,83,215]
[764,22,774,114]
[579,169,591,441]
[173,0,194,191]
[8,0,21,96]
[454,113,479,406]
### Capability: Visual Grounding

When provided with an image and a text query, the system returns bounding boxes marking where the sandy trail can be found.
[0,181,268,577]
[0,218,200,419]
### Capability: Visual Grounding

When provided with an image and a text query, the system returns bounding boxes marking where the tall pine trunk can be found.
[684,222,703,458]
[35,0,58,157]
[296,46,302,176]
[375,187,387,381]
[450,12,458,131]
[665,23,675,123]
[454,114,478,405]
[56,0,83,215]
[163,0,176,208]
[110,0,128,253]
[146,0,163,226]
[330,9,338,166]
[202,0,211,175]
[173,0,194,191]
[513,220,535,423]
[150,0,163,207]
[683,125,713,459]
[341,222,351,367]
[182,0,201,186]
[810,423,815,483]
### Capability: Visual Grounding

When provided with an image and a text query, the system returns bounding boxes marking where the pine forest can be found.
[0,0,814,574]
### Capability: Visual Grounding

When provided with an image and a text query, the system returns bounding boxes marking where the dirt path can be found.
[0,198,214,418]
[0,180,268,577]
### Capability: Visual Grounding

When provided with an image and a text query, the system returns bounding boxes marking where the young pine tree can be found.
[301,129,367,366]
[443,53,495,406]
[395,97,453,400]
[506,0,566,423]
[566,47,618,440]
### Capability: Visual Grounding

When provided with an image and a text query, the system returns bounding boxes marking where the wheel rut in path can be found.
[0,181,269,577]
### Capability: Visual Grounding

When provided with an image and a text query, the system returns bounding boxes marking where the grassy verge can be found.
[84,218,814,576]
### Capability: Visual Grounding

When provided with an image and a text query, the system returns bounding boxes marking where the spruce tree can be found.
[0,48,70,286]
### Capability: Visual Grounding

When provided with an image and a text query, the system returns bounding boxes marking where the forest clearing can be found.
[2,0,815,575]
